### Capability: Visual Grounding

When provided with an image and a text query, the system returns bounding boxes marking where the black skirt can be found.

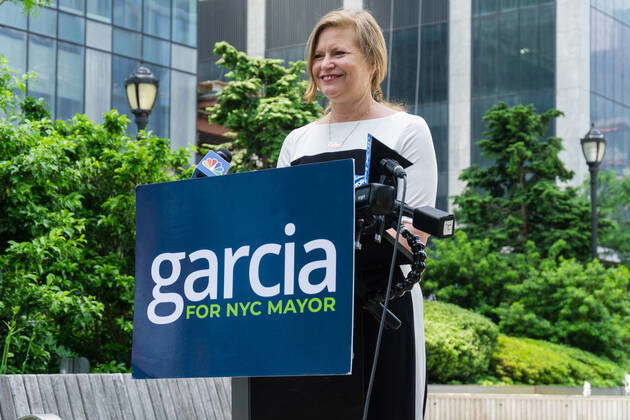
[248,265,427,420]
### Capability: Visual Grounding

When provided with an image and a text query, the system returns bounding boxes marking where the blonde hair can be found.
[304,9,388,104]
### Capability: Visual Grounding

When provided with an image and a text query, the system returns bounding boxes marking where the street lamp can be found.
[580,124,606,259]
[124,65,159,132]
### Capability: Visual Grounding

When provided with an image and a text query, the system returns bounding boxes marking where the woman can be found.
[276,9,437,420]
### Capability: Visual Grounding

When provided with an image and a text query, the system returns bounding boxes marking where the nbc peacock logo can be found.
[202,158,225,175]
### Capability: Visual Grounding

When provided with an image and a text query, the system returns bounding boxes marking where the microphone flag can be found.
[193,150,231,178]
[353,134,373,188]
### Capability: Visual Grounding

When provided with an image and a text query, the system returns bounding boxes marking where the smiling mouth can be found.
[321,74,342,81]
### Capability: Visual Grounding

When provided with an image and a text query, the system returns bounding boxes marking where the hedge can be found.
[490,334,626,387]
[424,301,499,383]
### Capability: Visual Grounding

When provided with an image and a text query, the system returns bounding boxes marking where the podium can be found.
[132,159,420,419]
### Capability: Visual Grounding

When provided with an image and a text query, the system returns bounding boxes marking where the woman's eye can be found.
[335,51,345,56]
[314,54,323,59]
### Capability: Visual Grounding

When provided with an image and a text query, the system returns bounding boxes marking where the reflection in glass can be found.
[0,26,27,74]
[590,6,630,175]
[389,27,418,106]
[417,102,448,210]
[29,7,57,37]
[58,0,85,15]
[143,36,170,66]
[265,45,304,63]
[59,13,85,43]
[113,27,141,57]
[28,35,57,116]
[57,42,84,120]
[113,0,141,31]
[173,0,196,46]
[0,2,27,29]
[144,0,170,39]
[418,23,448,104]
[87,0,112,22]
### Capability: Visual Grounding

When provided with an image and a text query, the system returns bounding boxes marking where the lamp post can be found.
[580,124,607,260]
[124,65,159,132]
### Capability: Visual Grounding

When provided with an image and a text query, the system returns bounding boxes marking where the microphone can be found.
[192,148,232,178]
[379,158,406,178]
[393,201,455,238]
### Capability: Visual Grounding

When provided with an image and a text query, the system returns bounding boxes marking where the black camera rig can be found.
[354,182,454,329]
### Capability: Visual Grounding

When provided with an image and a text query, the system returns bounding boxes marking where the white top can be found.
[277,111,438,209]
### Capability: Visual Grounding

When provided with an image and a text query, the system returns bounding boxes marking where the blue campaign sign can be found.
[132,160,355,379]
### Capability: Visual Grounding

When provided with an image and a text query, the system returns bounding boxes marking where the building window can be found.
[0,26,27,74]
[143,35,171,66]
[0,2,27,29]
[29,7,57,38]
[144,0,171,39]
[28,34,57,116]
[471,1,556,165]
[113,27,141,57]
[58,12,85,44]
[58,0,85,15]
[113,0,141,30]
[87,0,112,22]
[172,0,196,46]
[57,41,84,120]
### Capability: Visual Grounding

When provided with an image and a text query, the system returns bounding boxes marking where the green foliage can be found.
[589,171,630,266]
[0,60,192,373]
[0,0,51,13]
[422,231,536,320]
[455,103,600,260]
[207,42,322,171]
[423,231,630,362]
[490,335,626,387]
[424,301,499,383]
[496,258,630,362]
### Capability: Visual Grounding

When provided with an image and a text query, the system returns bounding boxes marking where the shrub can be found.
[424,301,499,383]
[0,58,191,373]
[497,258,630,362]
[422,230,538,321]
[424,231,630,362]
[491,335,626,387]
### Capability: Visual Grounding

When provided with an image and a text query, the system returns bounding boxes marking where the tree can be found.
[0,57,191,373]
[207,42,322,171]
[454,102,602,260]
[591,171,630,266]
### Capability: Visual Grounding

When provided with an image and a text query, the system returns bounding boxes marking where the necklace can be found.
[327,106,371,148]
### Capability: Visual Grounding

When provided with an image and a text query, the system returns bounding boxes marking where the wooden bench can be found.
[0,374,231,420]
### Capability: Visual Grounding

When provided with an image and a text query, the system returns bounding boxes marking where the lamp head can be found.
[580,124,606,167]
[124,66,159,114]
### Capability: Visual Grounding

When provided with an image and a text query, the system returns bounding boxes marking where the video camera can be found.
[353,138,455,329]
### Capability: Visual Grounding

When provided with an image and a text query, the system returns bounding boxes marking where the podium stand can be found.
[232,259,420,420]
[232,302,367,420]
[132,160,421,419]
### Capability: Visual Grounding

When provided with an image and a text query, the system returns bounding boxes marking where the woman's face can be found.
[311,26,372,105]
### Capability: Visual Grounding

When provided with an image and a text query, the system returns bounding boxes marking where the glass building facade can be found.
[366,0,449,210]
[0,0,197,144]
[197,0,247,81]
[590,0,630,175]
[198,0,630,207]
[471,0,556,165]
[265,0,341,62]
